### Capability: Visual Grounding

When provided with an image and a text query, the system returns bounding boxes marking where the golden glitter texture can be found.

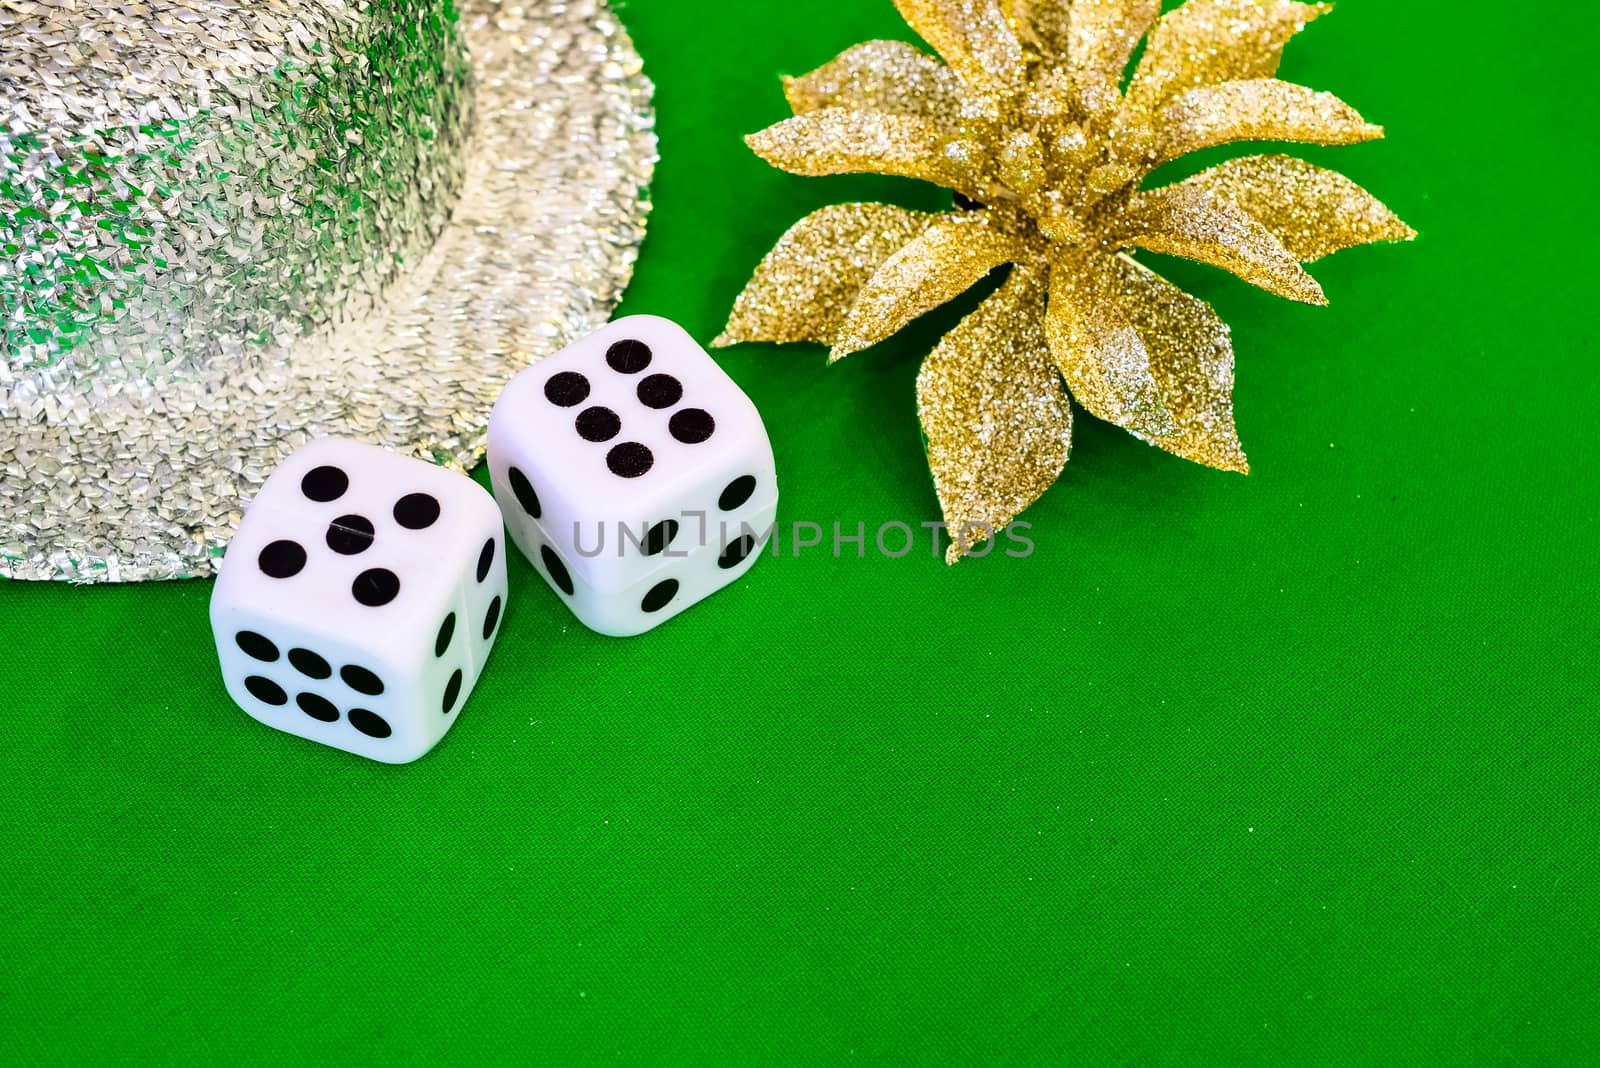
[717,0,1414,562]
[916,267,1074,553]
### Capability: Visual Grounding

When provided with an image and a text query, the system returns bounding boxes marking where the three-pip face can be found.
[488,315,778,636]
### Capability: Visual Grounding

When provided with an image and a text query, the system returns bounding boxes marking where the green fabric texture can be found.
[3,1,1597,1062]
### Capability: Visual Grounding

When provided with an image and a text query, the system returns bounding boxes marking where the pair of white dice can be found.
[211,317,777,763]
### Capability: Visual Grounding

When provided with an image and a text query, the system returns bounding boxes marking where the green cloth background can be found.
[3,1,1596,1062]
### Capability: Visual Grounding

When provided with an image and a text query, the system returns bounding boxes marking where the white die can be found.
[209,438,508,763]
[487,316,777,636]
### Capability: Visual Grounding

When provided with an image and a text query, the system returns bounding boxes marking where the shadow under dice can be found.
[488,315,778,637]
[210,438,508,763]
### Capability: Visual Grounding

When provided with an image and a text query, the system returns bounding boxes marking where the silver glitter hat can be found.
[1,0,656,581]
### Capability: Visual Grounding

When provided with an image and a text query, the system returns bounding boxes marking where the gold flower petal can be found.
[715,204,944,347]
[784,40,965,123]
[1008,0,1072,58]
[746,108,985,198]
[1149,79,1383,165]
[1126,0,1330,113]
[1046,254,1175,437]
[893,0,1026,96]
[916,266,1073,563]
[833,219,1023,359]
[1108,254,1248,473]
[1124,183,1326,304]
[1068,0,1162,116]
[1162,154,1417,263]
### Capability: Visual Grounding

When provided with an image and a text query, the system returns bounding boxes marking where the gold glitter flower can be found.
[716,0,1414,562]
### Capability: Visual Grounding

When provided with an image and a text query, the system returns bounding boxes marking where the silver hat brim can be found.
[0,0,657,582]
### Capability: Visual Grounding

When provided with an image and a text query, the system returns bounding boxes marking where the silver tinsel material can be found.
[0,0,656,581]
